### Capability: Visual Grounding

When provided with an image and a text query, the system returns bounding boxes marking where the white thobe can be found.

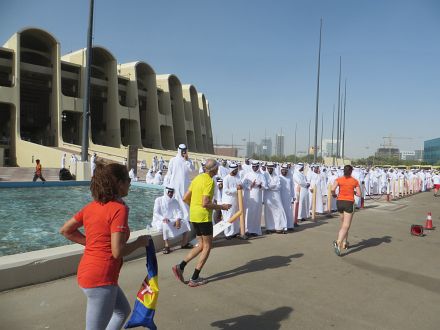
[152,195,190,240]
[280,174,295,229]
[153,172,163,185]
[163,155,194,220]
[221,174,242,237]
[264,173,287,231]
[242,170,265,235]
[293,170,310,220]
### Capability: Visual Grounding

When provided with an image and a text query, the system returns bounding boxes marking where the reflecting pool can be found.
[0,185,163,256]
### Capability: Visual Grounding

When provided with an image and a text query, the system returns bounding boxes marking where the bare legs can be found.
[183,235,212,271]
[337,211,354,249]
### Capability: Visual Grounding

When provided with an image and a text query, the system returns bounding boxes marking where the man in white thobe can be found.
[61,153,66,169]
[152,186,192,254]
[129,168,138,182]
[146,169,155,184]
[90,153,97,176]
[310,166,324,214]
[293,163,310,221]
[163,144,195,221]
[69,154,78,178]
[264,162,287,233]
[153,170,163,185]
[222,163,243,239]
[279,163,295,231]
[218,159,229,179]
[242,161,266,236]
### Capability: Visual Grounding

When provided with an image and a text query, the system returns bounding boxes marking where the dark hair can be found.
[343,165,353,177]
[90,161,129,203]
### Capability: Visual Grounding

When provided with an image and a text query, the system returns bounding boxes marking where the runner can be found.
[331,165,361,256]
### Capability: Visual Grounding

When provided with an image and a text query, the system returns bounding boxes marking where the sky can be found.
[1,0,439,158]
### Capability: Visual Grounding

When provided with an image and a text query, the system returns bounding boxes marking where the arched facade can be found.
[0,27,214,166]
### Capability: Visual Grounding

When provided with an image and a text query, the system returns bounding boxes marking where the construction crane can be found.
[381,135,414,148]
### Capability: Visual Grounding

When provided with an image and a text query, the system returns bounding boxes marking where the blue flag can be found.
[125,239,159,329]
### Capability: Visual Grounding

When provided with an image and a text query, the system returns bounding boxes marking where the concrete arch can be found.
[182,84,203,153]
[155,74,181,150]
[118,61,160,149]
[18,28,60,148]
[87,46,120,148]
[206,100,214,153]
[198,93,213,154]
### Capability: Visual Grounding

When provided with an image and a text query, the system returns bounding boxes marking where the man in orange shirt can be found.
[33,159,46,182]
[331,165,361,256]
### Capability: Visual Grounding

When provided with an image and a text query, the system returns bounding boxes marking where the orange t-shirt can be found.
[336,176,359,202]
[74,199,130,288]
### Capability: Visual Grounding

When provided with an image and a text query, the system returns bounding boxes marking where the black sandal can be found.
[181,243,194,249]
[163,247,171,254]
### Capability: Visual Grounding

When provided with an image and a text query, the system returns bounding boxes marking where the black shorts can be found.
[337,200,354,214]
[191,221,213,236]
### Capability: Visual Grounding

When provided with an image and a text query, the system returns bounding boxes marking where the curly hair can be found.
[90,161,129,203]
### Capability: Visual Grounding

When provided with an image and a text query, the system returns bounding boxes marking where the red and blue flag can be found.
[125,239,159,329]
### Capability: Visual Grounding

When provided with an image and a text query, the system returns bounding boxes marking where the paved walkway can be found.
[1,193,440,329]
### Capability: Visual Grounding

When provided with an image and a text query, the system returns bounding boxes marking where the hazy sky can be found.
[1,0,439,158]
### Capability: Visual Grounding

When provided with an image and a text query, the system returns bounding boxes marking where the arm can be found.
[355,185,361,197]
[59,217,86,245]
[331,180,338,197]
[183,190,192,205]
[111,232,150,259]
[202,195,231,211]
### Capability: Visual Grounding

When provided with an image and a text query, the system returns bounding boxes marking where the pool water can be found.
[0,185,163,256]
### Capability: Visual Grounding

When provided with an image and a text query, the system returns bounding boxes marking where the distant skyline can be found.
[1,0,439,158]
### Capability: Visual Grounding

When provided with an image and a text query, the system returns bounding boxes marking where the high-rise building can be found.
[424,138,440,164]
[260,138,272,157]
[321,139,338,157]
[275,134,284,157]
[246,141,257,157]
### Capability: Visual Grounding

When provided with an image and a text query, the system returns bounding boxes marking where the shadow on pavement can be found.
[343,236,392,256]
[344,258,440,294]
[207,253,303,283]
[211,306,293,330]
[294,220,329,233]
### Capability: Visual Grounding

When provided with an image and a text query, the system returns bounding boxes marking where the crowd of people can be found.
[58,144,439,327]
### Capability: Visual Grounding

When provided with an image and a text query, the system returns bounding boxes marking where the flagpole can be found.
[313,18,323,163]
[81,0,94,162]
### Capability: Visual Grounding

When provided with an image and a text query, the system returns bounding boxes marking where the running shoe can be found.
[188,277,208,287]
[333,241,341,256]
[172,264,185,283]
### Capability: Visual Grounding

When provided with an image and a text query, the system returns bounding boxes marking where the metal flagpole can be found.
[313,18,323,163]
[81,0,94,162]
[342,79,347,159]
[320,113,324,160]
[331,104,335,166]
[336,56,342,159]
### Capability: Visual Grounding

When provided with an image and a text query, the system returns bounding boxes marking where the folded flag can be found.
[125,239,159,329]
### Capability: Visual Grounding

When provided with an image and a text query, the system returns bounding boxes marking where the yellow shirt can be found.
[188,173,214,223]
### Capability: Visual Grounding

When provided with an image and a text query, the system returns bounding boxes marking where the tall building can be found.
[400,151,416,161]
[260,138,272,157]
[246,141,257,157]
[375,147,400,159]
[321,139,338,157]
[275,134,284,157]
[424,138,440,164]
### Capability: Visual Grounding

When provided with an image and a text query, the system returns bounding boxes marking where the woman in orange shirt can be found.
[60,162,150,329]
[331,165,361,256]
